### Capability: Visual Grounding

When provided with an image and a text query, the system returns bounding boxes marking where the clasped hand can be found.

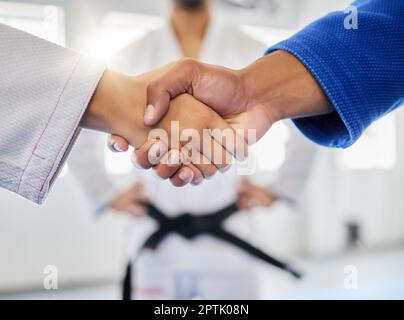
[100,58,275,186]
[82,51,329,186]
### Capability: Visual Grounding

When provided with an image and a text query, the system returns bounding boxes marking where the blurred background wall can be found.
[1,0,404,294]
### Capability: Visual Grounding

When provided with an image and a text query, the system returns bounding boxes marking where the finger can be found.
[180,148,217,180]
[238,178,252,192]
[240,177,251,185]
[144,102,169,127]
[187,163,204,186]
[148,140,168,165]
[198,137,233,172]
[169,166,194,187]
[131,182,144,192]
[238,182,247,193]
[138,195,150,204]
[145,59,201,126]
[107,134,129,152]
[152,149,183,180]
[134,140,168,169]
[125,204,147,216]
[133,140,158,169]
[237,195,251,210]
[209,117,248,162]
[151,150,203,185]
[248,198,261,209]
[127,187,150,204]
[157,151,204,186]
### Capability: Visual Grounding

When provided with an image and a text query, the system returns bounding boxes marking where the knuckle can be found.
[179,57,199,70]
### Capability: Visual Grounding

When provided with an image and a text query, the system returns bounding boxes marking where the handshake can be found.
[81,51,331,186]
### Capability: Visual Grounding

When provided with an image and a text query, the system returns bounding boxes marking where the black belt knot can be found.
[139,202,303,279]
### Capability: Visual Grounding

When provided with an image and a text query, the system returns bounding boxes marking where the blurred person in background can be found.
[69,0,317,299]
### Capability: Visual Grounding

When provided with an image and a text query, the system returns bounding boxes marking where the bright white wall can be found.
[298,0,352,26]
[0,179,128,292]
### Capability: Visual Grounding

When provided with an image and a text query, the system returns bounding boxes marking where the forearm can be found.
[240,50,333,124]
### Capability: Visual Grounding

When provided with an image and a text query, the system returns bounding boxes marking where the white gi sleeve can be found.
[0,24,105,204]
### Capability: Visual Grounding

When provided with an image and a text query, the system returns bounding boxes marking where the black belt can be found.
[139,202,302,279]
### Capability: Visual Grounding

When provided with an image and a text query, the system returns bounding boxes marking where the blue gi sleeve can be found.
[266,0,404,148]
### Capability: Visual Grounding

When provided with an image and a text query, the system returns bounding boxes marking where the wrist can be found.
[81,69,148,148]
[240,50,332,123]
[81,69,115,132]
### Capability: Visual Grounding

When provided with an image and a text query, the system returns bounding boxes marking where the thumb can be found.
[144,58,201,126]
[107,134,129,152]
[143,101,170,127]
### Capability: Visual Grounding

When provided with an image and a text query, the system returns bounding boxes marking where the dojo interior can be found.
[1,0,404,300]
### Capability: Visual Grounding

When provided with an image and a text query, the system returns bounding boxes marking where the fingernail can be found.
[219,163,232,173]
[148,141,167,165]
[205,171,216,180]
[179,169,193,183]
[108,138,121,152]
[113,141,125,152]
[191,176,204,186]
[131,152,141,169]
[144,105,156,125]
